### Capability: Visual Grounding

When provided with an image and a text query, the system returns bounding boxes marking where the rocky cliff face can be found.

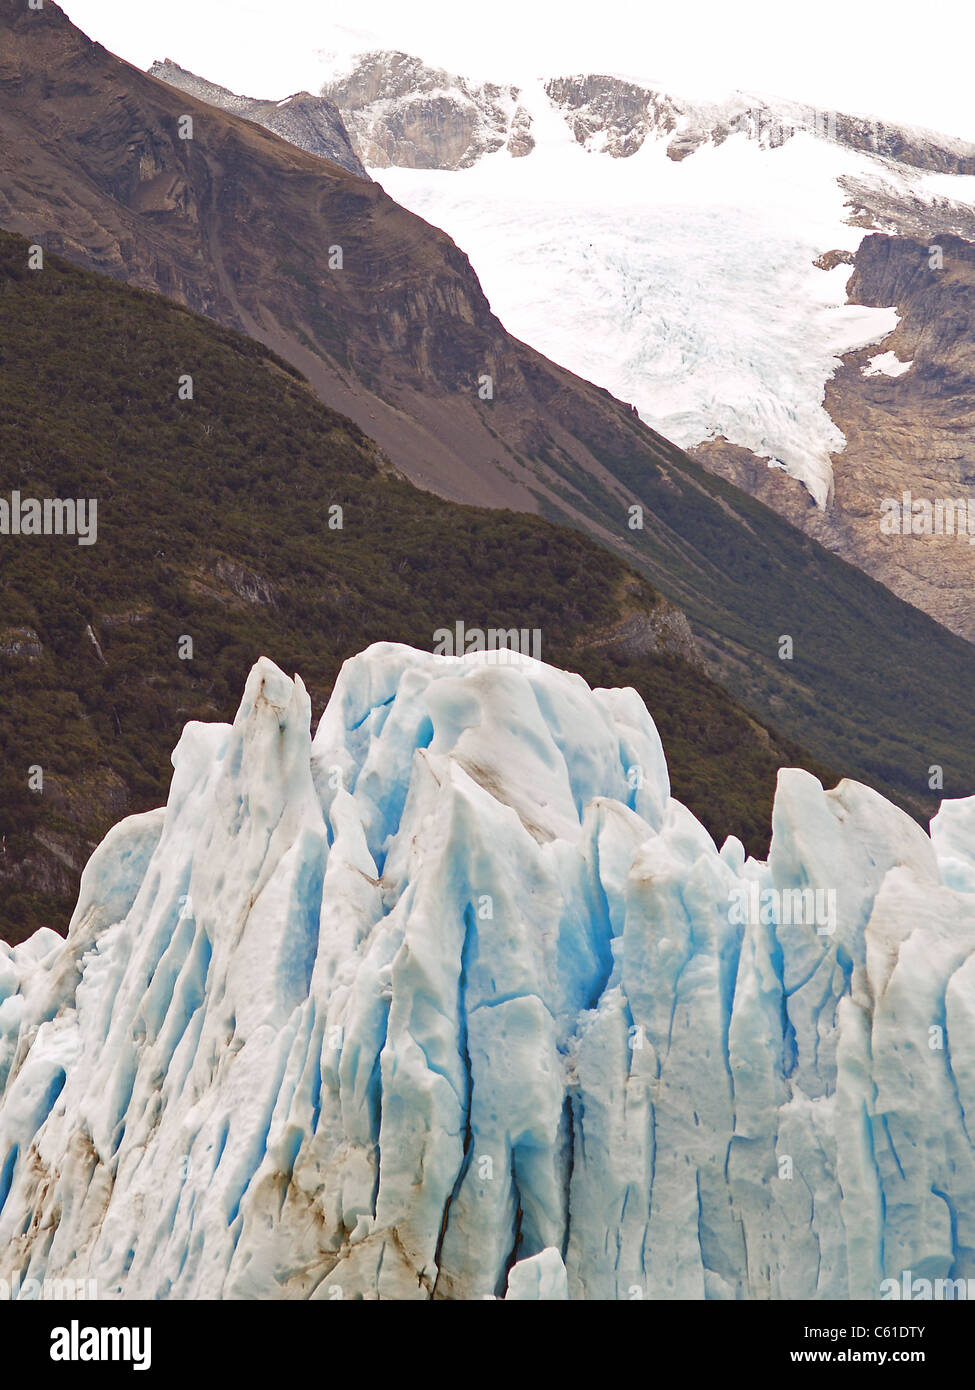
[544,75,681,158]
[320,54,975,175]
[692,232,975,643]
[321,51,532,169]
[827,232,975,641]
[147,59,366,177]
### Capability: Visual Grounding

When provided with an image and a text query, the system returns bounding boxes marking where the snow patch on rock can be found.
[862,350,913,378]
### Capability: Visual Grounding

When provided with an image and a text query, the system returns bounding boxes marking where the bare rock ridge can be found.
[544,76,975,171]
[148,58,367,178]
[317,53,975,174]
[321,51,534,168]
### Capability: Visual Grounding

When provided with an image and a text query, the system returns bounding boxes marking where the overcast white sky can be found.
[62,0,975,142]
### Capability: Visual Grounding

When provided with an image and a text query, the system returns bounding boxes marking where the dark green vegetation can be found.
[0,231,836,942]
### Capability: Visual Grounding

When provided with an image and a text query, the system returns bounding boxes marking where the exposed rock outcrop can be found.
[0,627,42,659]
[544,75,680,157]
[148,59,366,177]
[693,233,975,643]
[321,51,522,169]
[321,55,975,176]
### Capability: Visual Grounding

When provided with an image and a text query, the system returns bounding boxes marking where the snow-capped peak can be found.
[314,53,974,504]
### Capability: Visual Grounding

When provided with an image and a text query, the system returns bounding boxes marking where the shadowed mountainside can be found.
[0,231,839,943]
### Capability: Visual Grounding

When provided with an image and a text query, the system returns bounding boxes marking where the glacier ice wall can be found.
[1,644,974,1300]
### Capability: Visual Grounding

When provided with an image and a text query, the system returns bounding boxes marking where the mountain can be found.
[0,228,833,945]
[8,2,975,879]
[2,643,973,1298]
[317,50,534,168]
[2,0,638,520]
[321,53,975,175]
[311,51,975,638]
[146,59,367,177]
[696,230,975,642]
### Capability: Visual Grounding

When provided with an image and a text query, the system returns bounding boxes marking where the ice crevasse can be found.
[2,642,975,1300]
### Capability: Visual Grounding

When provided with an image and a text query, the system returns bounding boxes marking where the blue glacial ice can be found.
[1,643,974,1300]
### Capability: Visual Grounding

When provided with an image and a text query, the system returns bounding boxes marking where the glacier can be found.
[371,88,952,507]
[2,642,975,1300]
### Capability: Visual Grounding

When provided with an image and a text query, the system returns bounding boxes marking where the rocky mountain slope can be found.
[6,2,975,865]
[695,230,975,642]
[3,644,975,1298]
[322,54,975,175]
[309,50,975,639]
[147,58,366,177]
[319,50,533,168]
[0,228,835,945]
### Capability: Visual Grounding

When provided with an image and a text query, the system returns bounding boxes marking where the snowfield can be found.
[3,645,975,1299]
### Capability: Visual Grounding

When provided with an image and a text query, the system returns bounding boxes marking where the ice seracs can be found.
[2,644,975,1299]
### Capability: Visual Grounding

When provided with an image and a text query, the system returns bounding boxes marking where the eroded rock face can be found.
[506,106,534,159]
[582,595,707,669]
[693,232,975,644]
[148,60,366,177]
[321,56,975,176]
[544,75,680,158]
[828,233,975,640]
[321,52,522,170]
